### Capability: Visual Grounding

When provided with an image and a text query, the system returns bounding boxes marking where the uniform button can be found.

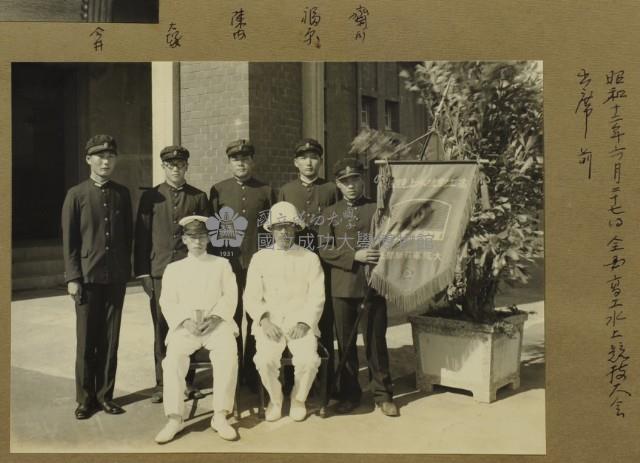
[241,186,246,190]
[306,200,311,205]
[104,217,108,221]
[173,234,178,239]
[242,209,246,214]
[103,203,107,207]
[173,220,177,224]
[105,246,110,251]
[81,3,89,11]
[105,232,110,237]
[242,197,246,201]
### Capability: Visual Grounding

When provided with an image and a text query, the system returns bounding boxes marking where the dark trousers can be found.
[333,295,393,404]
[149,277,195,389]
[234,268,258,387]
[75,282,126,405]
[319,263,335,396]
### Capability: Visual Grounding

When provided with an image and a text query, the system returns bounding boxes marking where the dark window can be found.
[384,100,399,132]
[361,96,377,129]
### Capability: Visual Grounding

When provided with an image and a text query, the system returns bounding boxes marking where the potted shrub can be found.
[353,62,544,403]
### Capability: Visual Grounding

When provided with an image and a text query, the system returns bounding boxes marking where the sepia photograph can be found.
[10,60,545,453]
[0,0,158,23]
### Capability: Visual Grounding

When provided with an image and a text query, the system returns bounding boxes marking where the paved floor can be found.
[10,275,545,454]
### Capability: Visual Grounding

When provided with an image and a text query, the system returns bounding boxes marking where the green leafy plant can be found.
[407,61,544,321]
[353,62,544,322]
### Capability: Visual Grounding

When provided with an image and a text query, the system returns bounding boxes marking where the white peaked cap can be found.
[264,201,305,232]
[178,215,209,227]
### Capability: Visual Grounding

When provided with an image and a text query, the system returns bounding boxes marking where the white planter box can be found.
[408,312,528,403]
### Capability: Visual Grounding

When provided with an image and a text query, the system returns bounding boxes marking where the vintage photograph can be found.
[10,60,545,453]
[0,0,158,23]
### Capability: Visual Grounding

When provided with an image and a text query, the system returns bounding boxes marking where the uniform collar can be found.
[234,176,253,186]
[187,251,209,261]
[299,175,319,187]
[273,243,299,252]
[165,181,186,191]
[90,174,110,188]
[345,195,366,207]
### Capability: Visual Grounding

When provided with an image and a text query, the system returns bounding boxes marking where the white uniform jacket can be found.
[243,244,325,337]
[160,253,239,341]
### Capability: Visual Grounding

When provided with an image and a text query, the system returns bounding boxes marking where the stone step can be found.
[12,259,64,279]
[12,274,66,292]
[13,243,63,262]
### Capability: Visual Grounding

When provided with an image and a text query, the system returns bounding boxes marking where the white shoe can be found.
[265,401,282,422]
[211,412,238,441]
[154,418,183,444]
[289,399,307,422]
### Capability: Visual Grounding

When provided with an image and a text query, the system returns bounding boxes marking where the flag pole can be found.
[374,159,490,165]
[418,78,452,160]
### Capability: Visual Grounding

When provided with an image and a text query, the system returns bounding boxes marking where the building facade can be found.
[11,61,428,290]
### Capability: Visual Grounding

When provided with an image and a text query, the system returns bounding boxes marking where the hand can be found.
[67,281,82,302]
[354,248,381,264]
[199,315,223,336]
[260,317,283,342]
[288,322,310,340]
[141,276,154,297]
[182,319,202,337]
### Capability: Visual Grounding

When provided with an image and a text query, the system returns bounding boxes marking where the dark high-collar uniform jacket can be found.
[61,178,133,284]
[134,182,210,278]
[278,177,338,236]
[209,177,275,271]
[318,196,377,298]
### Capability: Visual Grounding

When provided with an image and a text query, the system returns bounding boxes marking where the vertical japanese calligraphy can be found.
[602,69,630,418]
[575,69,593,178]
[166,22,183,48]
[231,8,247,40]
[90,27,104,52]
[349,5,370,41]
[301,6,321,48]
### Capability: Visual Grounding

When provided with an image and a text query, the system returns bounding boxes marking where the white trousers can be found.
[253,330,321,404]
[162,322,238,417]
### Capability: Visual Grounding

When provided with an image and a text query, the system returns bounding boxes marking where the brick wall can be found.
[180,62,250,193]
[248,62,303,191]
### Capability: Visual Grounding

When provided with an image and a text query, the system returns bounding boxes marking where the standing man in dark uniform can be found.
[278,138,338,396]
[318,158,399,417]
[209,139,275,390]
[62,134,132,419]
[134,145,209,403]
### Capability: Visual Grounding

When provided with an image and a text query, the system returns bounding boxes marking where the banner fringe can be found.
[368,165,481,314]
[369,265,457,314]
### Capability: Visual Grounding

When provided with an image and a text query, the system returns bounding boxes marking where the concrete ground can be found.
[10,275,545,454]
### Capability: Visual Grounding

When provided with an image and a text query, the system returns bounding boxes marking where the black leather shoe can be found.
[74,403,95,420]
[185,386,205,400]
[99,401,125,415]
[378,400,399,417]
[150,390,163,403]
[335,400,360,414]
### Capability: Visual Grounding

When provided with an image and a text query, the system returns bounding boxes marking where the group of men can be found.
[61,133,398,444]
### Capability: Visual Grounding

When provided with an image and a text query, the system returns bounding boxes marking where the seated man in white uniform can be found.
[244,201,325,422]
[155,216,239,443]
